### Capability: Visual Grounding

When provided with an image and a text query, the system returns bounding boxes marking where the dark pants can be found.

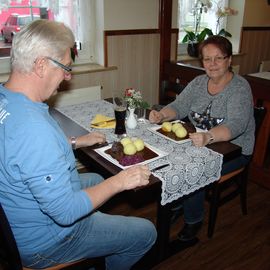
[183,154,252,224]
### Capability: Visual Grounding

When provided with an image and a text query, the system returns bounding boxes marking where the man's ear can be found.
[33,58,46,78]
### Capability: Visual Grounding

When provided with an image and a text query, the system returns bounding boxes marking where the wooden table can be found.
[50,107,242,266]
[244,73,270,189]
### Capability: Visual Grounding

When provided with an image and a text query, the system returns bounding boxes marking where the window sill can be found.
[0,73,9,83]
[0,63,117,83]
[71,63,117,74]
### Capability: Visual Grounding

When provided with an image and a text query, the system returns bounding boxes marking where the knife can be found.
[151,164,170,172]
[91,119,116,127]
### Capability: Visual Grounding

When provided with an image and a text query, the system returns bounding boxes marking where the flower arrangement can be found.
[182,0,238,44]
[124,88,150,109]
[215,6,238,37]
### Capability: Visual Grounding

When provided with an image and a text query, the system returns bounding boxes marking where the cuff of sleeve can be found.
[207,132,214,144]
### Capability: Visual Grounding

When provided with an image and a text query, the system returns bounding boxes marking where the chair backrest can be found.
[0,203,23,270]
[232,65,240,74]
[160,79,185,105]
[259,60,270,72]
[254,106,266,139]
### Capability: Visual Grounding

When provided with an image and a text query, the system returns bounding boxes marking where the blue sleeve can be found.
[8,120,93,226]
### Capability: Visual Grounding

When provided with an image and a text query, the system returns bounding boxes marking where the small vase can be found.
[126,107,137,129]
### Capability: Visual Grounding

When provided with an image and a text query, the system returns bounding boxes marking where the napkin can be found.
[91,114,116,129]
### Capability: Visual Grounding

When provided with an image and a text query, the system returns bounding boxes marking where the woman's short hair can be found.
[198,35,233,59]
[10,19,75,73]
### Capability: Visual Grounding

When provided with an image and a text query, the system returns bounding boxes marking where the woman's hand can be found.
[149,110,164,123]
[190,126,232,147]
[149,107,177,124]
[189,132,210,147]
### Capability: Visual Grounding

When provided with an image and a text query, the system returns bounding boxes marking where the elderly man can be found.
[0,19,156,270]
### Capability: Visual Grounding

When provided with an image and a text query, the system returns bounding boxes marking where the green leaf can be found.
[182,28,213,43]
[140,101,150,109]
[182,30,196,43]
[218,29,232,37]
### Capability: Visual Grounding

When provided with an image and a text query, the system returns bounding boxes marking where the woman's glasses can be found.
[202,56,228,64]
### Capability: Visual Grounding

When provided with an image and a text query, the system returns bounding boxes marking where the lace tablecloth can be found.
[56,100,223,205]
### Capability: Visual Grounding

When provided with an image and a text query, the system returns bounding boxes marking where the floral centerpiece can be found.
[124,88,149,109]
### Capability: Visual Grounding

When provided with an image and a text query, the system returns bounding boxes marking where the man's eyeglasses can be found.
[46,57,72,73]
[202,56,228,64]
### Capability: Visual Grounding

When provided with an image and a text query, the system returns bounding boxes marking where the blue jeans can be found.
[182,155,252,224]
[27,173,157,270]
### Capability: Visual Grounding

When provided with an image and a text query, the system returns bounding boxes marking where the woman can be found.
[149,35,255,241]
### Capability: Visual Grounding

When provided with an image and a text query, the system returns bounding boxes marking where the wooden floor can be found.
[102,180,270,270]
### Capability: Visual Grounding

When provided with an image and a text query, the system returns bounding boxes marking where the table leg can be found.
[155,200,172,262]
[155,198,199,263]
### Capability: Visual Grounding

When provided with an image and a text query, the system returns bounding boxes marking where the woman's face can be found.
[201,44,232,80]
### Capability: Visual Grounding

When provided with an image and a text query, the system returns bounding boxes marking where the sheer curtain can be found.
[0,0,96,64]
[0,0,61,15]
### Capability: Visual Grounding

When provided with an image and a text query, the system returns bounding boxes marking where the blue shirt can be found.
[0,84,92,257]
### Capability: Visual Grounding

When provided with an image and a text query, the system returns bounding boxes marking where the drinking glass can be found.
[135,107,146,123]
[113,97,127,137]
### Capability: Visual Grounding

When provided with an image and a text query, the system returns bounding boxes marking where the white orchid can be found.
[182,0,238,44]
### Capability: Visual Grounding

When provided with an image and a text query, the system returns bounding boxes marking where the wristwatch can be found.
[71,136,77,150]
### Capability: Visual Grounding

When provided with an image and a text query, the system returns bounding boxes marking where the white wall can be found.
[227,0,245,53]
[95,0,105,65]
[103,0,159,30]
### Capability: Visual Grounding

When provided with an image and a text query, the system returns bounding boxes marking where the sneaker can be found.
[177,221,203,241]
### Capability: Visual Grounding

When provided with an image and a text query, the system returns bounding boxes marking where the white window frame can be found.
[0,0,97,71]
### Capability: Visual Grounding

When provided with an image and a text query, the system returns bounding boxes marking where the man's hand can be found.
[76,132,106,148]
[116,165,151,191]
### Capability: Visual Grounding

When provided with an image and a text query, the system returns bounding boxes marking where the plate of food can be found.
[148,120,199,144]
[94,137,167,169]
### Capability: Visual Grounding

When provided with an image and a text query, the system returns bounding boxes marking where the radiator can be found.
[48,86,101,108]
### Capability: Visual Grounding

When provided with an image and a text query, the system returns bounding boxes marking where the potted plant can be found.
[181,0,238,57]
[182,27,213,57]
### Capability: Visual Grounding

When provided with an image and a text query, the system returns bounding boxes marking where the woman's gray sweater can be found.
[167,74,255,155]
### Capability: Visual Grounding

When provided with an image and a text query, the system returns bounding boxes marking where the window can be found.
[178,0,227,43]
[0,0,95,65]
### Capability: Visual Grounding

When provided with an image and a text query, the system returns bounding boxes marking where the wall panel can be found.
[106,32,160,106]
[240,27,270,74]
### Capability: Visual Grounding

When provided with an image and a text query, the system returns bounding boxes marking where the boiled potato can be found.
[161,122,172,132]
[172,122,183,133]
[133,138,145,151]
[120,137,132,146]
[123,143,137,155]
[175,127,187,138]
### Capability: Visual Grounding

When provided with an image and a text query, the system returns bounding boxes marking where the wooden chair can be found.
[206,106,267,238]
[160,79,185,105]
[231,64,240,74]
[259,60,270,72]
[0,203,105,270]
